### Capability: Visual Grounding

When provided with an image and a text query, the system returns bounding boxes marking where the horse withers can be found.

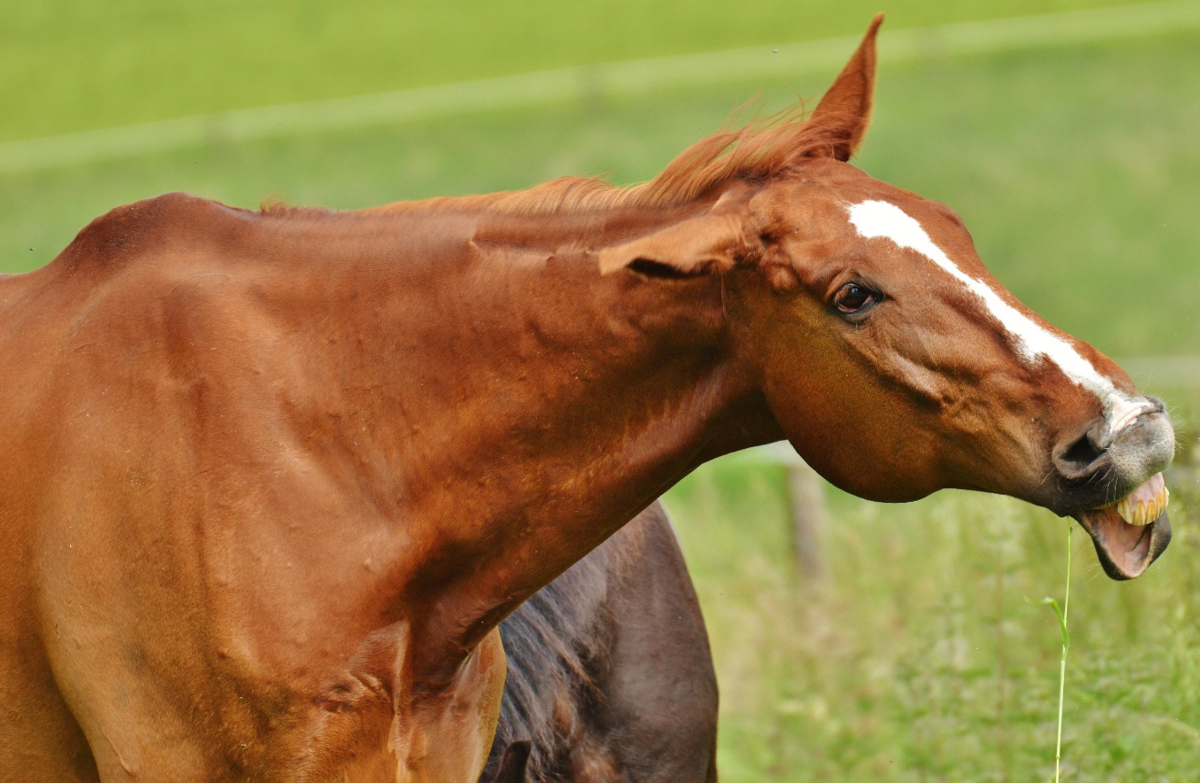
[0,15,1172,781]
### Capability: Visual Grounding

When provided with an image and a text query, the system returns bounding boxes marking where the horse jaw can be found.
[1075,473,1172,580]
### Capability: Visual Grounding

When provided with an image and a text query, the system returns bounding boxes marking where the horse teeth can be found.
[1115,485,1169,527]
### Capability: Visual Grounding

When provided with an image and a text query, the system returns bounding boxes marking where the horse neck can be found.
[322,198,776,670]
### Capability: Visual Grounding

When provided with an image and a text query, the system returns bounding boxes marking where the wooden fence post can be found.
[754,443,829,580]
[785,459,827,580]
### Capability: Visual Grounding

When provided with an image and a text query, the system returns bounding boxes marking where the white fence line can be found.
[2,0,1199,175]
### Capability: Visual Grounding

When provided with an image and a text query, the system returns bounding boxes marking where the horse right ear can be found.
[806,14,883,162]
[483,740,531,783]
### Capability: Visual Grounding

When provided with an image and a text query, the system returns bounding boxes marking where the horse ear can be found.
[484,740,531,783]
[598,212,745,277]
[807,14,883,162]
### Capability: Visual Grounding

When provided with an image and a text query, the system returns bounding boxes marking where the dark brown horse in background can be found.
[0,16,1174,781]
[481,501,717,782]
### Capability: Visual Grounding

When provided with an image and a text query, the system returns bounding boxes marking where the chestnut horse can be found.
[482,501,717,782]
[0,15,1173,781]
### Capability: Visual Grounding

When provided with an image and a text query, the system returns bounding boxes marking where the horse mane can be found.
[472,102,851,216]
[257,102,846,222]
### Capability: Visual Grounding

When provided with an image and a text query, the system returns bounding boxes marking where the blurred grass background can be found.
[3,1,1199,780]
[0,0,1160,142]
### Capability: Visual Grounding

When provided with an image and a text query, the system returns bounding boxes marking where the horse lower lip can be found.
[1076,469,1173,579]
[1077,504,1166,580]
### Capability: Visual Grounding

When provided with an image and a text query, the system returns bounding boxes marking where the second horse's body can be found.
[484,501,717,782]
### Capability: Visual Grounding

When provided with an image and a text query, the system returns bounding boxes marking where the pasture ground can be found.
[3,5,1199,780]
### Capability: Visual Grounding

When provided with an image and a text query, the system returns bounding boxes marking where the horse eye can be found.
[833,283,877,314]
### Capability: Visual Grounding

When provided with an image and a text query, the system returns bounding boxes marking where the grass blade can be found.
[1042,524,1073,783]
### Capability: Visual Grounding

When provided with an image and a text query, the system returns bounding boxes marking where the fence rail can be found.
[2,0,1200,175]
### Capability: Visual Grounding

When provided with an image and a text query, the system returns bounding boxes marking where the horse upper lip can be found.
[1102,397,1159,443]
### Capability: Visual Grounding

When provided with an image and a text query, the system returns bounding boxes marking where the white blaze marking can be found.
[847,200,1145,430]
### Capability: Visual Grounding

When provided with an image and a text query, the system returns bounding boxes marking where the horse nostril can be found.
[1054,429,1106,479]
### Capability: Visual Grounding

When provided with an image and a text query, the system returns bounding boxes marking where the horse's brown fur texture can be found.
[0,16,1172,781]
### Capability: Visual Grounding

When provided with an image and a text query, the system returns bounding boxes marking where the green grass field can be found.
[4,2,1200,779]
[670,456,1200,781]
[0,0,1163,142]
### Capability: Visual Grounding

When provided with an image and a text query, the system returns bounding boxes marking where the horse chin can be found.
[1075,505,1171,581]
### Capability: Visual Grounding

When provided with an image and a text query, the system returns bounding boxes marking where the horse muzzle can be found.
[1044,398,1175,580]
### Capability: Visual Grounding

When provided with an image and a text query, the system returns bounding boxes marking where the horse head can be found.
[601,16,1173,579]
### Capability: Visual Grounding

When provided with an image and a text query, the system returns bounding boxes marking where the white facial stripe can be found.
[846,200,1140,427]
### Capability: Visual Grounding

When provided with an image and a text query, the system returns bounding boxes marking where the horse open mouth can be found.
[1075,472,1171,580]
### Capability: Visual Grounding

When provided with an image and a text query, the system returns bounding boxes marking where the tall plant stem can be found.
[1052,524,1072,783]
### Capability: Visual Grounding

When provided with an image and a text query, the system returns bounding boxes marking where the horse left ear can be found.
[598,212,744,277]
[483,741,531,783]
[598,189,749,277]
[807,14,883,162]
